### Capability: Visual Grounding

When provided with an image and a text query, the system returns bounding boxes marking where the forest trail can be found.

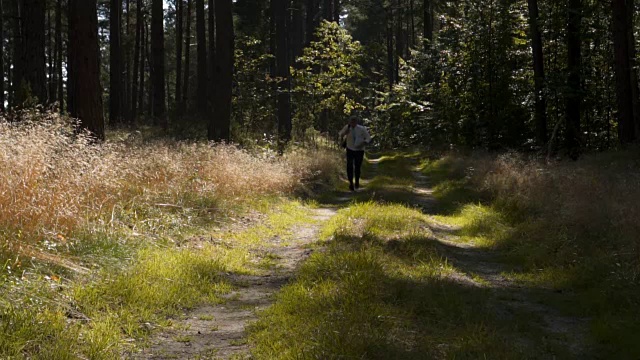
[410,161,590,357]
[133,207,337,360]
[136,152,589,359]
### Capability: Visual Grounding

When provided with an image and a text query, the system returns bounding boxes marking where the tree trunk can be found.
[423,0,433,49]
[612,0,639,144]
[386,14,394,89]
[56,0,63,112]
[291,0,304,62]
[210,0,232,141]
[68,0,105,140]
[0,0,5,112]
[139,16,147,114]
[124,0,132,122]
[306,0,319,44]
[176,0,183,117]
[20,0,47,105]
[208,0,215,112]
[110,0,123,123]
[196,0,207,114]
[323,0,333,22]
[131,0,142,118]
[151,0,166,125]
[565,0,582,159]
[182,0,192,114]
[47,5,54,104]
[275,0,291,148]
[527,0,547,146]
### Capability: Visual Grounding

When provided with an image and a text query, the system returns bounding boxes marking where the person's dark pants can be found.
[346,148,365,187]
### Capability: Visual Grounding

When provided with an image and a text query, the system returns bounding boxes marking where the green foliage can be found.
[233,36,277,145]
[292,21,367,140]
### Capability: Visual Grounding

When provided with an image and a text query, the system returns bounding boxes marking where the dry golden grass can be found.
[0,112,340,258]
[464,150,640,274]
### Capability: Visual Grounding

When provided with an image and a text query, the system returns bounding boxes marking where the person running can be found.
[339,116,372,192]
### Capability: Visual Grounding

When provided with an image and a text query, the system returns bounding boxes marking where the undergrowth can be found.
[0,112,341,359]
[421,150,640,358]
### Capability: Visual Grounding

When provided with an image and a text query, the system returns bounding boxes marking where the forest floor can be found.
[134,151,592,359]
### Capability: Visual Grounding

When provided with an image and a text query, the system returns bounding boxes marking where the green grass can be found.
[0,197,319,359]
[248,202,557,359]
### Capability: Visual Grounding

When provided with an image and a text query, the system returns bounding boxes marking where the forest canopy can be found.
[0,0,638,155]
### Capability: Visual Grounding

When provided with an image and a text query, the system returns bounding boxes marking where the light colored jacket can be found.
[339,124,371,151]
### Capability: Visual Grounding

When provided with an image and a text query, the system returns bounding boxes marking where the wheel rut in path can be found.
[411,168,590,357]
[133,207,336,360]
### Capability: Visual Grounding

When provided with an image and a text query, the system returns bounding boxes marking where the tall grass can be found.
[427,150,640,357]
[0,112,340,261]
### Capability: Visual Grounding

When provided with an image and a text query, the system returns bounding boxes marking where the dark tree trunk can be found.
[110,0,123,123]
[124,0,132,122]
[208,0,215,112]
[323,0,333,22]
[47,6,54,104]
[68,0,104,140]
[182,0,192,114]
[333,0,339,22]
[196,0,207,114]
[394,0,402,80]
[131,0,142,119]
[21,0,47,104]
[275,0,291,148]
[176,0,183,116]
[527,0,547,146]
[612,0,638,144]
[210,0,232,141]
[423,0,433,49]
[409,0,415,47]
[151,0,166,125]
[386,15,394,89]
[56,0,63,112]
[11,0,21,109]
[0,0,4,112]
[565,0,582,159]
[305,0,319,44]
[139,16,147,114]
[291,0,304,62]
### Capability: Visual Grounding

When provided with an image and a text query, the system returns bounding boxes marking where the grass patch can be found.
[421,150,640,358]
[0,114,341,359]
[249,202,559,359]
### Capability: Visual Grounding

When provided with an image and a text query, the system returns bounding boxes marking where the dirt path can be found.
[410,168,590,357]
[134,207,336,360]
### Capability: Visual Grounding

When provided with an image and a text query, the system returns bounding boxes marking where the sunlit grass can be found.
[249,202,544,359]
[0,112,342,359]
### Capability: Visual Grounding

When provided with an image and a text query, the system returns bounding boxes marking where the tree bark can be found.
[612,0,639,144]
[527,0,547,146]
[68,0,105,140]
[305,0,319,44]
[565,0,582,159]
[131,0,141,118]
[208,0,215,112]
[0,0,5,112]
[423,0,433,49]
[110,0,123,123]
[19,0,47,105]
[323,0,333,22]
[182,0,192,114]
[275,0,291,148]
[210,0,232,141]
[176,0,183,116]
[151,0,166,125]
[47,5,54,104]
[56,0,63,112]
[196,0,207,114]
